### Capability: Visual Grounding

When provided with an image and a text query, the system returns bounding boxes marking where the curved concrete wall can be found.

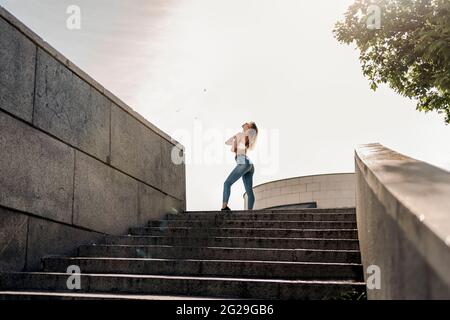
[356,143,450,299]
[244,173,355,209]
[0,7,185,271]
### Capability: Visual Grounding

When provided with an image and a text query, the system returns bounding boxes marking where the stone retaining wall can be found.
[356,143,450,299]
[0,6,186,271]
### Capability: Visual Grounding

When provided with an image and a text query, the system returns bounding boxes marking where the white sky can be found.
[2,0,449,211]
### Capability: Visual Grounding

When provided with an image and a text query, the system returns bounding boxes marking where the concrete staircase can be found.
[0,208,366,300]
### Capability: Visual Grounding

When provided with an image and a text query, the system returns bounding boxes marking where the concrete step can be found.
[129,227,358,239]
[42,257,364,280]
[186,208,356,214]
[78,244,362,263]
[103,235,360,250]
[167,212,356,222]
[0,291,223,300]
[0,272,366,299]
[149,220,358,229]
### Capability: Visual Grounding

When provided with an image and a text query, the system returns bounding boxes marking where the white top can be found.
[225,132,252,164]
[225,132,246,154]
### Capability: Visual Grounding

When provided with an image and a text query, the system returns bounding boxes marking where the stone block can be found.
[0,111,74,223]
[326,174,350,182]
[33,49,111,161]
[312,175,327,183]
[259,190,269,199]
[263,197,278,209]
[336,189,355,199]
[162,194,184,215]
[291,183,307,193]
[254,188,263,196]
[299,192,313,203]
[340,174,355,181]
[0,16,36,122]
[285,178,301,186]
[0,208,28,271]
[320,181,338,190]
[298,176,314,183]
[160,139,186,200]
[306,182,320,192]
[275,193,299,206]
[335,198,355,207]
[342,181,356,190]
[313,190,339,200]
[111,104,163,189]
[269,180,286,189]
[73,151,138,235]
[317,198,336,208]
[255,199,267,210]
[256,184,269,193]
[265,188,281,198]
[25,216,103,271]
[276,186,288,195]
[137,183,165,225]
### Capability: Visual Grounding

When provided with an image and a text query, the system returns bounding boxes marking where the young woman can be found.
[222,122,258,211]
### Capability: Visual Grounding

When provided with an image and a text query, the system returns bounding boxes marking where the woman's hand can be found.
[225,133,240,145]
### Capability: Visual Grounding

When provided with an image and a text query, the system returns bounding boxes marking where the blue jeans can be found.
[223,155,255,209]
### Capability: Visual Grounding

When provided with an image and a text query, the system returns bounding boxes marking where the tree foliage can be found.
[334,0,450,124]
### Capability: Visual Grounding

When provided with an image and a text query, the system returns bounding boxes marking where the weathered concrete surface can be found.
[0,5,185,274]
[137,183,165,226]
[25,217,103,271]
[355,143,450,299]
[104,235,360,250]
[0,272,365,300]
[163,194,184,216]
[34,49,111,161]
[161,139,186,201]
[148,219,357,229]
[0,112,74,223]
[111,105,163,189]
[167,209,357,221]
[0,207,105,272]
[137,183,182,226]
[130,226,359,239]
[42,256,363,280]
[0,208,366,300]
[73,151,139,235]
[78,244,362,263]
[0,6,182,148]
[0,208,28,272]
[0,291,221,300]
[0,16,36,122]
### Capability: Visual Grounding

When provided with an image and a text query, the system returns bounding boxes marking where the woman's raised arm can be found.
[225,133,240,145]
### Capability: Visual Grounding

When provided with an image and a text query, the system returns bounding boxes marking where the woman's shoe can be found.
[221,206,231,212]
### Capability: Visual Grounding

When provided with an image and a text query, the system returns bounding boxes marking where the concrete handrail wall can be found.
[244,173,355,209]
[0,7,185,271]
[355,143,450,299]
